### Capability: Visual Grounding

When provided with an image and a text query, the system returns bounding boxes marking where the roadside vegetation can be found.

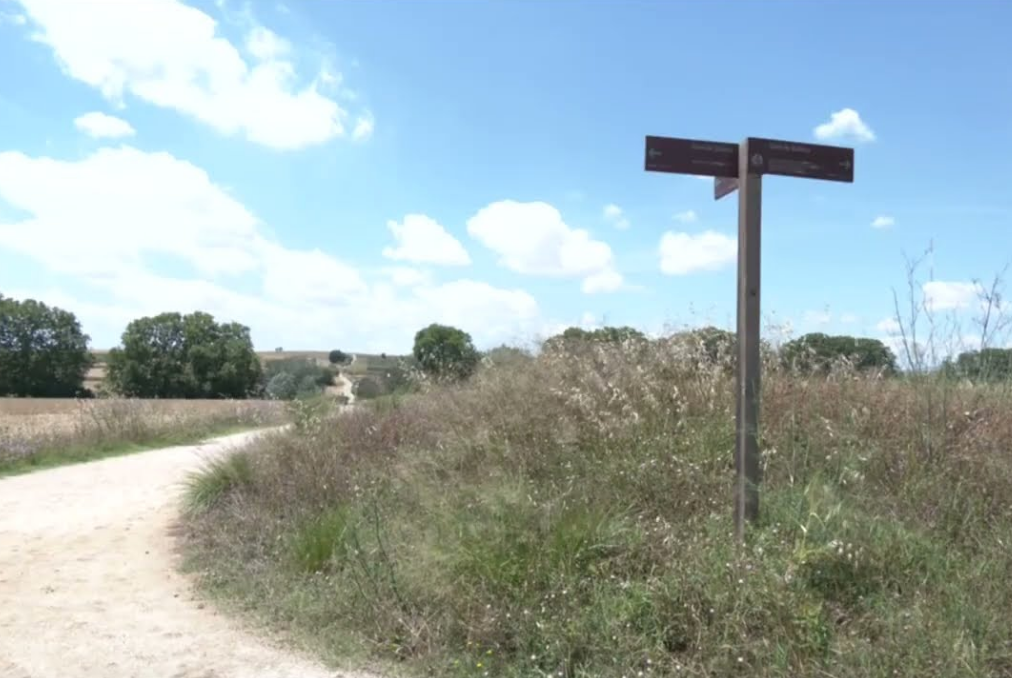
[0,398,285,476]
[180,321,1012,677]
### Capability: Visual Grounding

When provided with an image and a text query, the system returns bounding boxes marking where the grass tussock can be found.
[180,338,1012,677]
[184,450,257,515]
[0,398,286,475]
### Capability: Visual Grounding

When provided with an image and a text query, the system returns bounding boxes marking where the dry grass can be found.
[180,337,1012,677]
[0,398,287,475]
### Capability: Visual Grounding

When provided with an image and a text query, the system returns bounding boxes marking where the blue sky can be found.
[1,0,1010,354]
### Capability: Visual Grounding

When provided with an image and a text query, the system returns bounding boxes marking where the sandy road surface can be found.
[0,431,375,678]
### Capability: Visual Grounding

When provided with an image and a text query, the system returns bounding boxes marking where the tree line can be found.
[3,292,1010,400]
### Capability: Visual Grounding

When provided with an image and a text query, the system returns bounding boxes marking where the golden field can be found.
[0,397,287,473]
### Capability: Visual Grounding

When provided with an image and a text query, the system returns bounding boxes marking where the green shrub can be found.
[353,376,383,400]
[289,505,355,574]
[183,451,255,515]
[265,372,298,400]
[262,358,335,400]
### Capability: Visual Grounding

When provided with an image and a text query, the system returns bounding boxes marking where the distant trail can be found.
[0,431,377,678]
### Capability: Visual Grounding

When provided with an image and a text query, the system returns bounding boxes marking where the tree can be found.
[780,333,897,375]
[106,311,262,398]
[483,344,534,369]
[413,323,480,381]
[328,349,350,365]
[0,293,94,397]
[543,325,647,353]
[943,348,1012,382]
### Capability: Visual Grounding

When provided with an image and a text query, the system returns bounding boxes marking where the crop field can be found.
[0,397,287,475]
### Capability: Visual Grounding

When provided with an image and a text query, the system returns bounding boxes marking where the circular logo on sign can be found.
[751,153,763,168]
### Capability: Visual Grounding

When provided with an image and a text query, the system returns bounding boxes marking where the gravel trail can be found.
[0,430,374,678]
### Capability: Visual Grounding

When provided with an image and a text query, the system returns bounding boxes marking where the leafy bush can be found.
[265,372,298,400]
[352,376,383,400]
[261,357,335,400]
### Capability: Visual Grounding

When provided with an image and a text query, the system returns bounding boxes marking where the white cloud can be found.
[0,146,263,278]
[923,281,982,311]
[876,317,901,335]
[351,114,374,141]
[602,203,630,230]
[15,0,368,150]
[659,230,737,275]
[383,267,431,287]
[244,25,289,61]
[581,268,624,294]
[259,242,367,303]
[840,313,859,325]
[579,311,599,329]
[813,108,876,143]
[0,146,541,352]
[871,215,895,229]
[804,310,832,326]
[382,214,471,266]
[673,210,697,224]
[73,111,136,139]
[468,200,624,293]
[0,10,27,25]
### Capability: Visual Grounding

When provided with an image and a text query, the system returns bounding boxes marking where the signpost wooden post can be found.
[644,134,855,542]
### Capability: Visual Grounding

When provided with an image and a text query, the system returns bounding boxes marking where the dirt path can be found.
[0,431,375,678]
[334,371,356,405]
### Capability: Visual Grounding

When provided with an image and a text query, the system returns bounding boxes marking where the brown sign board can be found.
[645,135,738,177]
[714,176,738,200]
[746,137,854,183]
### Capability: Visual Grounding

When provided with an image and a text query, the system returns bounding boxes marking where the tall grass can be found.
[179,330,1012,677]
[0,398,286,474]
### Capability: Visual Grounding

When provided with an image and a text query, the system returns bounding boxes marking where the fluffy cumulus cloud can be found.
[382,267,432,287]
[0,146,544,352]
[14,0,372,150]
[871,215,895,229]
[467,200,624,293]
[0,9,26,25]
[876,317,901,335]
[814,108,876,144]
[673,210,697,224]
[658,230,737,275]
[602,203,630,230]
[922,281,982,311]
[382,214,471,266]
[73,111,136,139]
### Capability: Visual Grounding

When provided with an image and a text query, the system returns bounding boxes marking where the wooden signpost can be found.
[644,134,855,542]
